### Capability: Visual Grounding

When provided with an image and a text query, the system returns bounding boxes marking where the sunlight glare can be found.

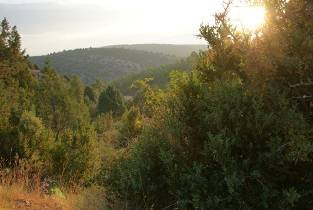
[230,6,266,30]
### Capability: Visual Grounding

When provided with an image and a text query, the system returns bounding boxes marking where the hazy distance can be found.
[0,0,223,55]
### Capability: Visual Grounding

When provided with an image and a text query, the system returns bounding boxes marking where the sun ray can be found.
[230,5,266,31]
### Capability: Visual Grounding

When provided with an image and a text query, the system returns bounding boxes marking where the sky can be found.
[0,0,224,55]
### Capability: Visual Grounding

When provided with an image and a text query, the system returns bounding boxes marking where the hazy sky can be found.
[0,0,224,55]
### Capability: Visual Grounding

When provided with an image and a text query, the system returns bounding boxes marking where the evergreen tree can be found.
[84,86,96,103]
[8,26,22,56]
[97,85,125,117]
[0,18,10,52]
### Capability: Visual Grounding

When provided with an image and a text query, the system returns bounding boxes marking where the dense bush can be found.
[104,130,176,209]
[101,1,313,208]
[50,122,101,183]
[17,111,54,161]
[117,106,143,147]
[1,0,313,209]
[104,73,313,209]
[97,85,125,117]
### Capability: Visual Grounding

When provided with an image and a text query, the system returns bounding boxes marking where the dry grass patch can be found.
[0,184,108,210]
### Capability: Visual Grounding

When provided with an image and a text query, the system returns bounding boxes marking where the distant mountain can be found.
[113,52,199,95]
[106,44,207,57]
[30,44,206,84]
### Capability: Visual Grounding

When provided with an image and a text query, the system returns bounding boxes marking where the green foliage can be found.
[35,69,90,135]
[17,111,54,161]
[103,131,176,209]
[109,44,207,57]
[84,80,107,118]
[33,68,100,183]
[84,86,96,103]
[50,122,100,183]
[131,78,154,110]
[30,47,180,84]
[197,2,251,84]
[0,18,22,59]
[97,85,125,117]
[113,53,198,95]
[1,0,313,208]
[118,106,143,147]
[0,19,36,163]
[197,0,313,96]
[94,112,114,135]
[261,0,313,88]
[0,19,101,185]
[104,72,313,209]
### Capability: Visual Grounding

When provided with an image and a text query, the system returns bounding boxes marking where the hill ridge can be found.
[30,44,206,84]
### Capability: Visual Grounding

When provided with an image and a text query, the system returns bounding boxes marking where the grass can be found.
[0,159,109,210]
[0,184,108,210]
[0,184,64,209]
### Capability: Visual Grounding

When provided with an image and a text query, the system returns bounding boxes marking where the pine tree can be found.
[9,26,22,56]
[97,85,125,117]
[0,18,10,58]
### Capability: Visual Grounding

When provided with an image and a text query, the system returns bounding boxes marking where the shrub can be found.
[18,111,54,161]
[97,86,125,117]
[104,74,313,209]
[103,129,177,209]
[50,123,101,184]
[94,112,114,135]
[117,106,143,147]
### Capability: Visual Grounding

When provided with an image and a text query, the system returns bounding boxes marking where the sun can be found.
[230,6,266,31]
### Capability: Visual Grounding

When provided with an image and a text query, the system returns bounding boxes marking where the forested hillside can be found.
[1,0,313,209]
[113,52,199,95]
[106,44,207,57]
[30,47,179,84]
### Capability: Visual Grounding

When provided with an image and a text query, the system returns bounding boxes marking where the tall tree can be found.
[97,85,125,117]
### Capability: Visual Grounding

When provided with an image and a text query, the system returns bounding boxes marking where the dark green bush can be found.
[50,122,101,183]
[103,129,177,209]
[104,73,313,209]
[97,85,125,117]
